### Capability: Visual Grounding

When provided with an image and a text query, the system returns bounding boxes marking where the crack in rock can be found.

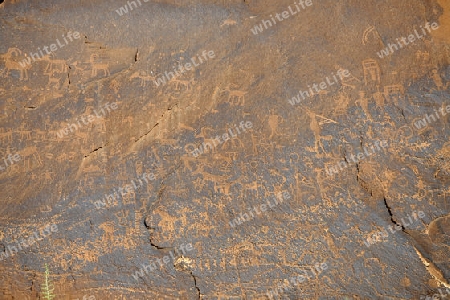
[383,196,405,230]
[84,145,105,158]
[190,271,201,299]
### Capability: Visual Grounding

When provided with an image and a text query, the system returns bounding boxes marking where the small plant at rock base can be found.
[41,263,55,300]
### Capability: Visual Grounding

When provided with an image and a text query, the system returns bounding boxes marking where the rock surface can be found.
[0,0,449,299]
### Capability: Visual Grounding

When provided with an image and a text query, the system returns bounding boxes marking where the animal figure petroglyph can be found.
[90,54,110,77]
[20,145,42,169]
[196,127,217,153]
[99,222,115,245]
[170,78,193,91]
[42,54,68,75]
[0,48,31,80]
[46,74,62,89]
[220,19,237,27]
[0,129,13,142]
[222,85,247,106]
[130,71,157,87]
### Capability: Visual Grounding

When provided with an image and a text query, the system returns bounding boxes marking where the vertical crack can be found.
[190,271,201,299]
[135,48,139,62]
[383,196,405,230]
[67,65,71,86]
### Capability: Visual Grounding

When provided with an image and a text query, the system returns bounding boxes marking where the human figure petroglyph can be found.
[0,48,31,80]
[372,86,385,109]
[431,69,448,90]
[416,50,432,69]
[250,134,260,155]
[362,59,381,86]
[356,91,372,121]
[305,108,334,153]
[268,113,281,139]
[122,189,135,205]
[384,84,404,106]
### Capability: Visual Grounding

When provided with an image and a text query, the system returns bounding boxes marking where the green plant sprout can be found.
[41,263,55,300]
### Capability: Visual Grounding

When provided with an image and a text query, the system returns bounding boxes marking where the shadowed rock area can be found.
[0,0,449,299]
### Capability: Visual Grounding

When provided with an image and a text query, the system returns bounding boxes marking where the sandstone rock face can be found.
[0,0,449,299]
